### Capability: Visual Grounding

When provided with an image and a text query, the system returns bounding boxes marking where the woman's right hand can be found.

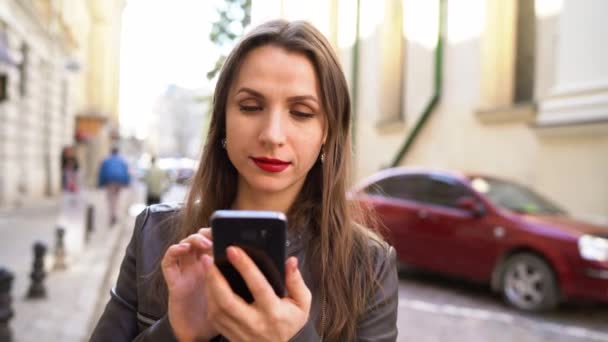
[161,228,217,342]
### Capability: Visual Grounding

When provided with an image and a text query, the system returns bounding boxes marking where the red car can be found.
[352,167,608,311]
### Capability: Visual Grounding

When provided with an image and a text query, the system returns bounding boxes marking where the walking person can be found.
[98,147,131,225]
[90,20,398,341]
[61,146,80,193]
[143,156,169,206]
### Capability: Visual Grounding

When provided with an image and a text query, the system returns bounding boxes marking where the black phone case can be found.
[211,210,286,303]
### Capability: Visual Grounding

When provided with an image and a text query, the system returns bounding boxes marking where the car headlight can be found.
[578,234,608,262]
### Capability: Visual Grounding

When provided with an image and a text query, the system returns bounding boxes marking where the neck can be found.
[232,179,301,214]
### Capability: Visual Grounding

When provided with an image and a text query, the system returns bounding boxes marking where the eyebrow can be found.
[236,87,319,104]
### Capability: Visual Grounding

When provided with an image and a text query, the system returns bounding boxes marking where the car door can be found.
[419,175,500,280]
[362,174,437,269]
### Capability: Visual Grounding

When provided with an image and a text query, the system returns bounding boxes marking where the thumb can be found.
[285,257,311,312]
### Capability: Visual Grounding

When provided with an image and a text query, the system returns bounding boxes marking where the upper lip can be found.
[251,156,290,164]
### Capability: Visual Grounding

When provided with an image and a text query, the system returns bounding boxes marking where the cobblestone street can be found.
[397,271,608,341]
[0,187,139,342]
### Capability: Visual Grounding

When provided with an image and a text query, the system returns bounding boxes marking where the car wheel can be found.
[500,253,559,311]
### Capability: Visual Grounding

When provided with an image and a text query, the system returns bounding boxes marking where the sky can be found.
[119,0,219,139]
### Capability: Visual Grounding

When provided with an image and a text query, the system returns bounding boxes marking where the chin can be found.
[248,177,292,194]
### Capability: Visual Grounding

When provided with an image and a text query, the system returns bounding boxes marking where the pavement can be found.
[0,186,141,342]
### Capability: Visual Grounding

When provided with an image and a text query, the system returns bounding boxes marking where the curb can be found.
[85,216,135,337]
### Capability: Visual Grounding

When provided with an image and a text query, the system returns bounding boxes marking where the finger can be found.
[202,255,254,320]
[179,234,212,254]
[198,227,212,240]
[226,246,277,307]
[284,257,312,312]
[161,243,190,281]
[176,238,201,268]
[204,256,257,341]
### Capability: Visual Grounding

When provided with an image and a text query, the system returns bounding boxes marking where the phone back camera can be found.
[241,230,257,241]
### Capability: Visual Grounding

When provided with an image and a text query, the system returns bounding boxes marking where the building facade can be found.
[252,0,608,224]
[0,0,124,208]
[149,84,210,160]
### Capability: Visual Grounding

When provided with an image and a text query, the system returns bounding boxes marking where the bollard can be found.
[85,204,94,242]
[0,268,14,342]
[53,227,67,270]
[26,242,47,299]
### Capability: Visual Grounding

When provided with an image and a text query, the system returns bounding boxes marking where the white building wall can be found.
[0,0,77,207]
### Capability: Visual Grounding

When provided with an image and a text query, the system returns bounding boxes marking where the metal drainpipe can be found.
[351,0,361,150]
[390,0,446,167]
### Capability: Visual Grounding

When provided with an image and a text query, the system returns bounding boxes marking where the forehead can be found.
[230,45,320,97]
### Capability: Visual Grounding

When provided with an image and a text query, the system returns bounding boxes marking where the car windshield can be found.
[469,176,566,215]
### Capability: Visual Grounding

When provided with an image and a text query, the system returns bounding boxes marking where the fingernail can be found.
[227,246,240,258]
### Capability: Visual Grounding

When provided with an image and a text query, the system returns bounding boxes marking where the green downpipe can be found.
[351,0,361,150]
[390,0,446,167]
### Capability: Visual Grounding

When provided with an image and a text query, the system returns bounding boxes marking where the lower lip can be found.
[252,159,290,173]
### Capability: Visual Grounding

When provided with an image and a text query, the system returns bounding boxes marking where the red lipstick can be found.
[251,157,291,173]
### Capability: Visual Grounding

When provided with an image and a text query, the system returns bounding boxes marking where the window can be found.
[478,0,536,121]
[376,0,405,126]
[18,43,28,97]
[0,74,7,102]
[424,176,471,209]
[513,0,535,103]
[367,173,473,209]
[365,175,428,203]
[61,79,68,118]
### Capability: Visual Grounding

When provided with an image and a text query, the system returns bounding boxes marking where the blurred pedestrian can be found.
[143,156,169,206]
[62,158,79,193]
[98,147,130,225]
[90,20,397,341]
[61,146,79,193]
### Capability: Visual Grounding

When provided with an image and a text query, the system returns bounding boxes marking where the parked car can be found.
[351,167,608,311]
[134,156,198,185]
[155,157,198,184]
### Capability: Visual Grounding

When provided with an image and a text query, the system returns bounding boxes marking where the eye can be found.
[239,105,262,112]
[290,111,315,119]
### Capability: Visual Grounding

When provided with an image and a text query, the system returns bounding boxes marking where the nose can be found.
[258,109,286,147]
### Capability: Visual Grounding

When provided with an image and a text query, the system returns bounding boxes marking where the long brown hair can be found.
[155,19,383,340]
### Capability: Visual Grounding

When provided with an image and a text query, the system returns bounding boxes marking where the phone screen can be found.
[211,210,286,303]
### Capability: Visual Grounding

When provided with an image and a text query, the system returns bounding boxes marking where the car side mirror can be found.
[456,196,486,218]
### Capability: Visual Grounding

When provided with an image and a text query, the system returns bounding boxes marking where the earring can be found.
[319,144,325,163]
[221,138,226,149]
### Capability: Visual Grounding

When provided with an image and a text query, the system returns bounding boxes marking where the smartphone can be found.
[210,210,287,303]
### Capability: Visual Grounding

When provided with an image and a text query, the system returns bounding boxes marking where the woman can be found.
[90,19,398,341]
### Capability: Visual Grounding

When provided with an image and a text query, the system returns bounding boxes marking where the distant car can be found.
[157,157,198,185]
[352,167,608,311]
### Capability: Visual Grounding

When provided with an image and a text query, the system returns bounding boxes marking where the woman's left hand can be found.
[202,246,312,342]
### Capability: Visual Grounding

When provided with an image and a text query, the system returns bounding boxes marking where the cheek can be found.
[293,128,324,163]
[225,109,246,142]
[224,110,246,163]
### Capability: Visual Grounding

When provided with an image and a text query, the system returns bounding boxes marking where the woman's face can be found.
[225,44,326,202]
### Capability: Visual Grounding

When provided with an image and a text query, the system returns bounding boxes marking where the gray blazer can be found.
[89,204,399,341]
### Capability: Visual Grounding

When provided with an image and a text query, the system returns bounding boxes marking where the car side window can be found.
[365,175,428,202]
[424,176,471,208]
